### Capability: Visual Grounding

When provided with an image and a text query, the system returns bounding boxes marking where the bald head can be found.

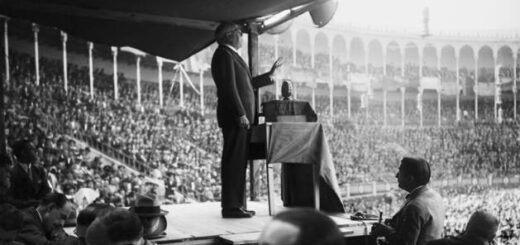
[465,211,499,241]
[258,208,344,245]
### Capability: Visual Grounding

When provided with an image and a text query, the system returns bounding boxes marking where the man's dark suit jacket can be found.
[9,163,51,208]
[17,208,76,245]
[211,45,272,128]
[211,44,273,209]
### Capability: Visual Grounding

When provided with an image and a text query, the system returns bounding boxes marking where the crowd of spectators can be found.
[344,185,520,245]
[5,46,520,202]
[3,28,520,244]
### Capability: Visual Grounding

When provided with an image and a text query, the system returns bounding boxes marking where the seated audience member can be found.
[9,140,51,208]
[129,194,168,239]
[16,192,77,245]
[427,211,499,245]
[0,203,24,245]
[371,157,444,245]
[86,208,156,245]
[0,153,14,203]
[258,208,344,245]
[75,203,115,245]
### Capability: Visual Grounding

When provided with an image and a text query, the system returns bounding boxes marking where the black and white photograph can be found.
[0,0,519,244]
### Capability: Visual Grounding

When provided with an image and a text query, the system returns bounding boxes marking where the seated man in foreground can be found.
[371,157,445,245]
[426,210,499,245]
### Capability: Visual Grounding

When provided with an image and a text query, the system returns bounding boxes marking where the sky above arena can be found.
[331,0,520,35]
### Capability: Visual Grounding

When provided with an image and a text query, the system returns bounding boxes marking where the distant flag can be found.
[421,6,431,38]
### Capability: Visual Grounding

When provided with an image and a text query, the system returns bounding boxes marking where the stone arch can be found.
[332,35,348,82]
[404,42,419,83]
[368,39,383,74]
[349,37,365,73]
[423,44,438,76]
[459,45,476,97]
[477,45,494,83]
[314,31,330,78]
[440,45,457,82]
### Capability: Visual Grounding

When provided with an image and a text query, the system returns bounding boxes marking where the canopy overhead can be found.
[0,0,337,61]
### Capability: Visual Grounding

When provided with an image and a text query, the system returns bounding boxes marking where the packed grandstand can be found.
[2,16,520,244]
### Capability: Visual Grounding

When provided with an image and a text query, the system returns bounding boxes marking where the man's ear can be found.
[407,175,417,185]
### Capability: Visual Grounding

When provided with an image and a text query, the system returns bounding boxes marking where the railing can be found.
[67,129,153,176]
[344,174,520,198]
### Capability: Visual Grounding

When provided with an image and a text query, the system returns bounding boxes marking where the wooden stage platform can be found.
[149,201,376,245]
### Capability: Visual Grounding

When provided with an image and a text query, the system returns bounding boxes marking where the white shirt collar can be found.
[36,208,43,223]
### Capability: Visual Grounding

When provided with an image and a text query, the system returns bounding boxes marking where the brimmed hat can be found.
[129,194,168,239]
[130,194,168,217]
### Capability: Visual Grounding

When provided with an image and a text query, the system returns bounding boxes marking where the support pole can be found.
[312,86,316,110]
[437,89,441,127]
[157,58,163,108]
[136,56,141,105]
[200,69,204,115]
[329,48,333,119]
[419,90,423,127]
[274,36,280,99]
[179,65,184,108]
[3,18,9,86]
[0,17,6,154]
[347,65,351,119]
[88,41,94,99]
[383,49,387,126]
[437,53,441,127]
[112,47,119,100]
[248,22,260,202]
[364,52,369,120]
[456,54,460,122]
[401,49,406,128]
[514,53,517,120]
[61,31,68,92]
[401,87,405,128]
[32,24,40,86]
[494,55,498,122]
[475,55,479,120]
[383,90,387,126]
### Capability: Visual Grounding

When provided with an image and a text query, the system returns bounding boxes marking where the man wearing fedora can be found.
[130,194,168,240]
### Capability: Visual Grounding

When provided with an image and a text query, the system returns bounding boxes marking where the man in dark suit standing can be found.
[9,140,51,209]
[211,22,281,218]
